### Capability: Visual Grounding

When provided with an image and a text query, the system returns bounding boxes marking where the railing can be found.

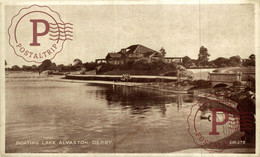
[209,72,241,82]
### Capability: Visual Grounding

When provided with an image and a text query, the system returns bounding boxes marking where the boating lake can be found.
[5,72,239,153]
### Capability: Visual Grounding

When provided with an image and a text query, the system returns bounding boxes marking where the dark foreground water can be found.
[5,72,247,153]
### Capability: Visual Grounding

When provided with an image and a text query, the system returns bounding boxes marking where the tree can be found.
[159,47,166,57]
[229,55,241,67]
[182,56,193,68]
[21,65,32,71]
[57,64,65,71]
[132,58,150,71]
[249,54,255,61]
[50,63,57,70]
[197,46,210,67]
[212,57,229,67]
[60,64,74,72]
[243,54,255,67]
[11,65,21,71]
[220,63,227,67]
[73,59,83,70]
[31,65,38,71]
[84,62,101,71]
[207,62,216,68]
[249,54,255,66]
[38,60,53,71]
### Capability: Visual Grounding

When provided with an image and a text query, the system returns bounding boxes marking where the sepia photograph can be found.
[1,0,259,156]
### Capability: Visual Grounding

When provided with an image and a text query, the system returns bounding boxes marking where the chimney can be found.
[121,48,126,54]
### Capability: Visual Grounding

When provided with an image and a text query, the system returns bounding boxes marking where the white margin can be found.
[0,0,259,157]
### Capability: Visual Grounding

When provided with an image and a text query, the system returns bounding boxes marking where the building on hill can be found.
[96,44,183,65]
[106,53,124,65]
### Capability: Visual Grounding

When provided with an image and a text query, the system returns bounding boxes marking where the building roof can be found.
[106,44,161,59]
[125,44,158,54]
[125,45,139,53]
[143,52,156,57]
[106,53,122,58]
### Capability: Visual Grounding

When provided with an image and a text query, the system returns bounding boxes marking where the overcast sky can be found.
[5,4,255,66]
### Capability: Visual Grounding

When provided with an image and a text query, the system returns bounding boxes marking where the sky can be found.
[5,4,255,67]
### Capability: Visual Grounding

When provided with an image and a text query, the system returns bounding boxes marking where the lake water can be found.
[5,72,239,153]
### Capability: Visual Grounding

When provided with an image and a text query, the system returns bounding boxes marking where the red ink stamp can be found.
[8,5,73,63]
[187,93,245,152]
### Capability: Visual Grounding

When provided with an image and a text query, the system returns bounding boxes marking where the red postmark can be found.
[187,93,244,152]
[8,5,73,63]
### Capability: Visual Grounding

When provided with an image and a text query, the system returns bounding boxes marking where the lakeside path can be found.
[50,76,192,94]
[65,74,188,82]
[53,76,239,109]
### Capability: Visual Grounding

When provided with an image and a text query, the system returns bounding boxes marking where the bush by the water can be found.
[98,60,178,75]
[97,64,117,74]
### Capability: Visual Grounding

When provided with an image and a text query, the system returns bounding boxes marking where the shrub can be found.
[119,61,133,70]
[83,62,100,71]
[97,64,117,74]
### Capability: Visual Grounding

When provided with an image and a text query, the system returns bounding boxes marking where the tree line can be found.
[182,46,255,68]
[5,46,256,72]
[5,59,100,72]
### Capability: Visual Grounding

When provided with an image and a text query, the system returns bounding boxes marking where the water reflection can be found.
[109,86,167,115]
[177,94,182,111]
[88,84,200,118]
[6,79,199,153]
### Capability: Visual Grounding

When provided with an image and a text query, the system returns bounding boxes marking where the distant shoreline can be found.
[5,71,207,94]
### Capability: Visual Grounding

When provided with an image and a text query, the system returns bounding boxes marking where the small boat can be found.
[200,115,211,121]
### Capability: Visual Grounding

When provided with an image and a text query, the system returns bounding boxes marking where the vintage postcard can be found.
[0,0,259,156]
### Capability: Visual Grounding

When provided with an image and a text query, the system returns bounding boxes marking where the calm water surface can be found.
[5,72,216,153]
